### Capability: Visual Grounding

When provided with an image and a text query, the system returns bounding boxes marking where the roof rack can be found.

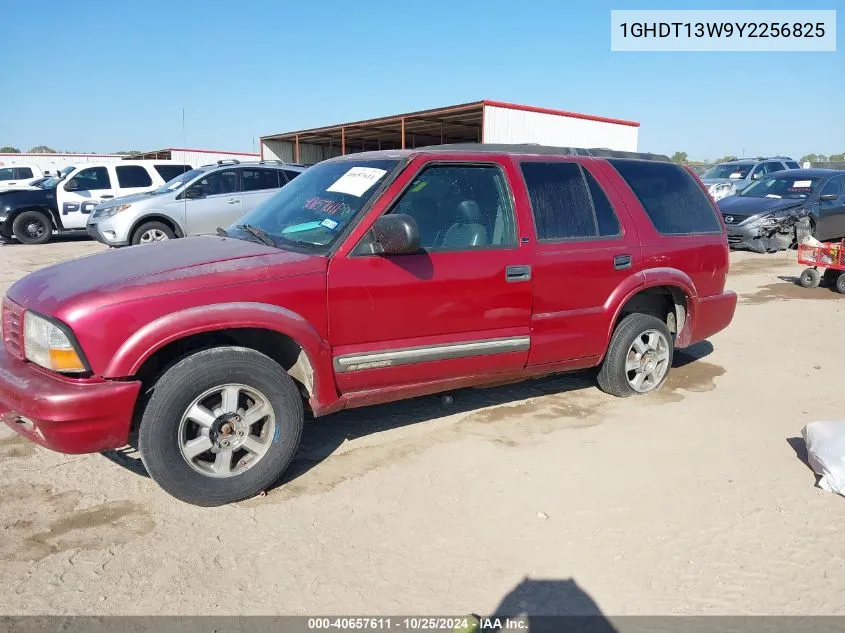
[258,159,284,165]
[217,159,240,165]
[417,143,671,162]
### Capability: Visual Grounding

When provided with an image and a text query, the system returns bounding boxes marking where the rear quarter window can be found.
[608,159,722,235]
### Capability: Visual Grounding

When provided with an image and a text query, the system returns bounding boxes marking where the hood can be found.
[6,236,326,316]
[701,177,751,190]
[718,195,805,219]
[0,187,54,212]
[95,191,158,208]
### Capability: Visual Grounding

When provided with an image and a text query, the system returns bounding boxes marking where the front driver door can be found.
[180,168,242,235]
[60,166,117,229]
[816,176,845,240]
[327,159,533,395]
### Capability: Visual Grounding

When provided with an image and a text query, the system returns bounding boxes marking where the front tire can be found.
[12,210,52,245]
[138,346,304,506]
[597,313,674,398]
[131,221,175,245]
[836,273,845,295]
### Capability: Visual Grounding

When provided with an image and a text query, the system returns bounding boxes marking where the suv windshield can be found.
[701,163,754,179]
[152,169,206,194]
[739,175,822,200]
[228,159,399,250]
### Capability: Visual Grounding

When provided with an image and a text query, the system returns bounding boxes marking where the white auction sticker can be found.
[793,180,812,188]
[326,167,387,197]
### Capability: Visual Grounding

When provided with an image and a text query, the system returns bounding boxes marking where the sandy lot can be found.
[1,238,844,616]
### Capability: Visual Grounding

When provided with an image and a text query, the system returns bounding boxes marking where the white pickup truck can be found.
[0,164,47,190]
[0,160,192,244]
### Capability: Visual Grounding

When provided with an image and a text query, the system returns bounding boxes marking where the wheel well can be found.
[130,328,314,430]
[615,286,687,336]
[130,215,183,240]
[11,206,58,230]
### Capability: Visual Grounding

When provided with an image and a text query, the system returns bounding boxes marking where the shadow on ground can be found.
[101,342,717,494]
[484,577,617,632]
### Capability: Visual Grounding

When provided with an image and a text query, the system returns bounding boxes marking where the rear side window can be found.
[16,167,34,179]
[155,164,192,181]
[116,165,153,188]
[240,168,283,192]
[785,161,800,170]
[283,169,302,182]
[520,161,621,240]
[609,159,721,235]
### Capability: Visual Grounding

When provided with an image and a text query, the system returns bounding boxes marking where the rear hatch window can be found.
[609,159,722,235]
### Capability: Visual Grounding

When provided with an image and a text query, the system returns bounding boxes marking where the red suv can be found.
[0,145,736,505]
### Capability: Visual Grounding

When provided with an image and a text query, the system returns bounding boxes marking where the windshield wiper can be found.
[236,224,275,247]
[216,227,228,237]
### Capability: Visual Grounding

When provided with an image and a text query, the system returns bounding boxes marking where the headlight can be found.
[23,312,87,373]
[709,183,736,201]
[99,204,132,219]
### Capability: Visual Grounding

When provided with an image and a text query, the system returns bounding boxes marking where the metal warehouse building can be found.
[129,147,259,165]
[260,100,640,164]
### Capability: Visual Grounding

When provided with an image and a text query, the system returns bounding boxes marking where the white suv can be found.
[0,161,192,244]
[0,165,45,191]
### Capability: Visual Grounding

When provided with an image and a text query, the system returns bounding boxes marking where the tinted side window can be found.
[764,162,785,175]
[241,168,283,192]
[70,167,111,191]
[821,176,844,197]
[0,168,14,180]
[389,164,516,250]
[155,165,192,181]
[283,169,302,182]
[609,159,721,235]
[521,162,619,240]
[188,169,238,197]
[116,165,153,188]
[785,161,801,170]
[16,167,34,179]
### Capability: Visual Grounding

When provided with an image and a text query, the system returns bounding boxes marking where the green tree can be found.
[828,152,845,162]
[0,146,20,153]
[28,145,56,153]
[670,151,688,164]
[115,150,141,156]
[715,155,738,163]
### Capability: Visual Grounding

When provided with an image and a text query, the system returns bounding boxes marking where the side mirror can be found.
[184,187,203,199]
[369,214,420,255]
[64,179,79,191]
[819,193,839,202]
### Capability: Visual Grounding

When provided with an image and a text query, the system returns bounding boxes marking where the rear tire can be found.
[799,268,821,289]
[836,274,845,295]
[131,221,175,245]
[138,346,304,506]
[12,210,52,245]
[597,313,674,398]
[822,269,841,287]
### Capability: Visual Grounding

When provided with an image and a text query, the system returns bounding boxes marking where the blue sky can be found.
[3,0,842,161]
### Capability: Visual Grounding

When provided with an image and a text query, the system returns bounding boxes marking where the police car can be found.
[0,161,191,244]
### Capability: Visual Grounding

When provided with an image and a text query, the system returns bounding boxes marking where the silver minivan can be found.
[86,160,306,246]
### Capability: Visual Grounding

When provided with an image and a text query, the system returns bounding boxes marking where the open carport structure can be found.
[260,100,640,165]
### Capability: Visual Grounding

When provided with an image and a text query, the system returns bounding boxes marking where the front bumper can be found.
[0,346,141,454]
[726,224,788,253]
[86,220,129,247]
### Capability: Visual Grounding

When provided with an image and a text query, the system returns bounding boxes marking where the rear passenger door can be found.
[518,159,642,365]
[114,164,155,197]
[239,167,286,214]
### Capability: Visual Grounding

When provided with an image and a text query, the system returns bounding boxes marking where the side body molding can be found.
[103,302,338,414]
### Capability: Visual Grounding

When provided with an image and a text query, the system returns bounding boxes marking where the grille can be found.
[722,214,750,225]
[2,299,24,360]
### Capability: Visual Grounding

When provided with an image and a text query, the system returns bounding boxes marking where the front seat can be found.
[440,200,488,248]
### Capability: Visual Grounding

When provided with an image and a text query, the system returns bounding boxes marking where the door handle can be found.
[614,254,633,270]
[225,198,239,204]
[505,265,532,282]
[100,195,114,199]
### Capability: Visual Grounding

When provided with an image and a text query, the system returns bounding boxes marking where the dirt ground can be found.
[1,238,844,616]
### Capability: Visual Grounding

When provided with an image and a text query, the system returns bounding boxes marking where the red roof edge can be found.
[167,147,260,156]
[482,100,640,128]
